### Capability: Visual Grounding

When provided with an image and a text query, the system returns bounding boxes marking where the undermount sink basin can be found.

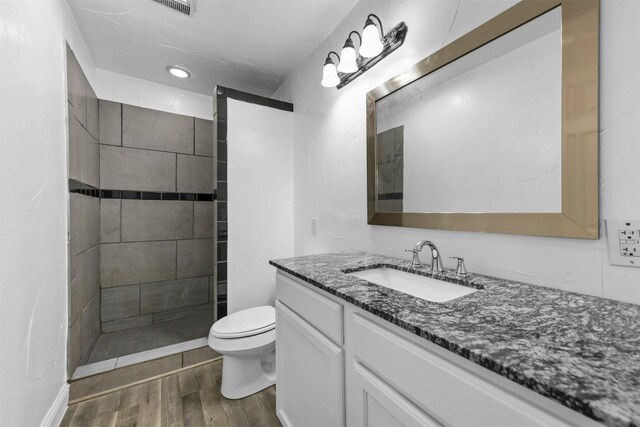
[348,268,478,303]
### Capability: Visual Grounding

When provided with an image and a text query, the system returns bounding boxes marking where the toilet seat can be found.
[210,306,275,339]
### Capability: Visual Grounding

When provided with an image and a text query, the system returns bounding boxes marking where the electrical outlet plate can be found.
[605,219,640,267]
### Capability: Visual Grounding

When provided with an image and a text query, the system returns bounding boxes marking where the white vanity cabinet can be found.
[275,272,345,427]
[275,271,601,427]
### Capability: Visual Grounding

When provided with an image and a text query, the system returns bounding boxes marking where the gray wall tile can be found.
[68,293,100,376]
[69,112,100,187]
[378,160,395,195]
[193,202,214,238]
[177,239,213,279]
[68,117,79,183]
[100,145,176,192]
[69,194,99,256]
[121,200,193,242]
[100,199,121,243]
[152,302,214,323]
[69,242,77,282]
[122,105,194,154]
[99,100,122,146]
[86,85,99,140]
[101,285,140,322]
[394,126,404,155]
[140,277,209,314]
[66,44,86,127]
[195,118,214,157]
[377,200,394,212]
[69,245,100,326]
[72,135,100,188]
[377,129,395,163]
[177,155,213,193]
[209,276,215,303]
[101,314,153,333]
[394,155,404,193]
[101,241,176,288]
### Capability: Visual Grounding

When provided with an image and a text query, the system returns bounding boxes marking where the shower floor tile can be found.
[87,312,214,364]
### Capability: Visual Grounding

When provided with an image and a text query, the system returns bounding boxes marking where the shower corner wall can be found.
[66,42,101,378]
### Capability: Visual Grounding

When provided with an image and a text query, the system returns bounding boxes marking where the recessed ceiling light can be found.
[166,65,191,79]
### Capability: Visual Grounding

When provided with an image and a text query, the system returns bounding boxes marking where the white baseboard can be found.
[40,383,69,427]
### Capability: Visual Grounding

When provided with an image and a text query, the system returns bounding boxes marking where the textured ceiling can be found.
[67,0,359,96]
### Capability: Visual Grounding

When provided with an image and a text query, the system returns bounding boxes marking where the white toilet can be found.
[208,305,276,399]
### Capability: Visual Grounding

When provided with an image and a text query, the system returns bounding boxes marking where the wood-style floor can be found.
[61,359,282,427]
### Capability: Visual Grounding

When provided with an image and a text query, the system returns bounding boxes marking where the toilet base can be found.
[220,349,276,399]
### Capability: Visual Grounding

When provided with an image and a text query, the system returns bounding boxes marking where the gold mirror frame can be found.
[367,0,599,239]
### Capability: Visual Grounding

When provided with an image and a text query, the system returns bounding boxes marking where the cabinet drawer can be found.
[352,314,570,427]
[276,272,343,344]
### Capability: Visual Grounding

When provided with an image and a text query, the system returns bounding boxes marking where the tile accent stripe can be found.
[213,85,293,320]
[226,87,294,112]
[69,179,216,201]
[377,192,404,201]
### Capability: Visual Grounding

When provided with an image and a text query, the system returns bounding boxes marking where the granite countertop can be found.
[269,251,640,427]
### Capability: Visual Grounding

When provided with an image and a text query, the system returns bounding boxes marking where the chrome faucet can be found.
[405,240,444,272]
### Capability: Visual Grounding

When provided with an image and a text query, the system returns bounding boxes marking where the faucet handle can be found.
[449,256,468,276]
[405,249,421,267]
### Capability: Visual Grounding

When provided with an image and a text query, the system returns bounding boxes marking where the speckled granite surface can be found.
[270,251,640,427]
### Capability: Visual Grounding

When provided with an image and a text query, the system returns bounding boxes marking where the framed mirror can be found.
[367,0,599,239]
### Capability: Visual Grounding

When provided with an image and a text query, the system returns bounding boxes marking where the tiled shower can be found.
[66,45,219,378]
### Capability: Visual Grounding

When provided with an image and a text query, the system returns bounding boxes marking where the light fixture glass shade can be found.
[360,22,384,58]
[321,62,340,87]
[337,45,358,73]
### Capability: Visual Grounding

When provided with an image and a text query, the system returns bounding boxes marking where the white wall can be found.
[274,0,640,305]
[0,0,96,425]
[227,99,294,313]
[95,68,213,120]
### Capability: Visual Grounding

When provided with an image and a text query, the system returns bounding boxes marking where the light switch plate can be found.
[605,219,640,267]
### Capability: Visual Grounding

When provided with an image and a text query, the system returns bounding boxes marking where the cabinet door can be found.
[352,361,443,427]
[276,300,345,427]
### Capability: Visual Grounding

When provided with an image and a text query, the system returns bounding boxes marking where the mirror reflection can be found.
[375,7,562,214]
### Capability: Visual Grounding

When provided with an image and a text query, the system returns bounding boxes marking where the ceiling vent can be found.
[152,0,195,16]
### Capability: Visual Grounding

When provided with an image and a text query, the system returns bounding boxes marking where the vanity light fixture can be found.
[321,14,407,89]
[166,65,191,79]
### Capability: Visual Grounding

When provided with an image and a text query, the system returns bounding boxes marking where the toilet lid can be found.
[210,306,275,338]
